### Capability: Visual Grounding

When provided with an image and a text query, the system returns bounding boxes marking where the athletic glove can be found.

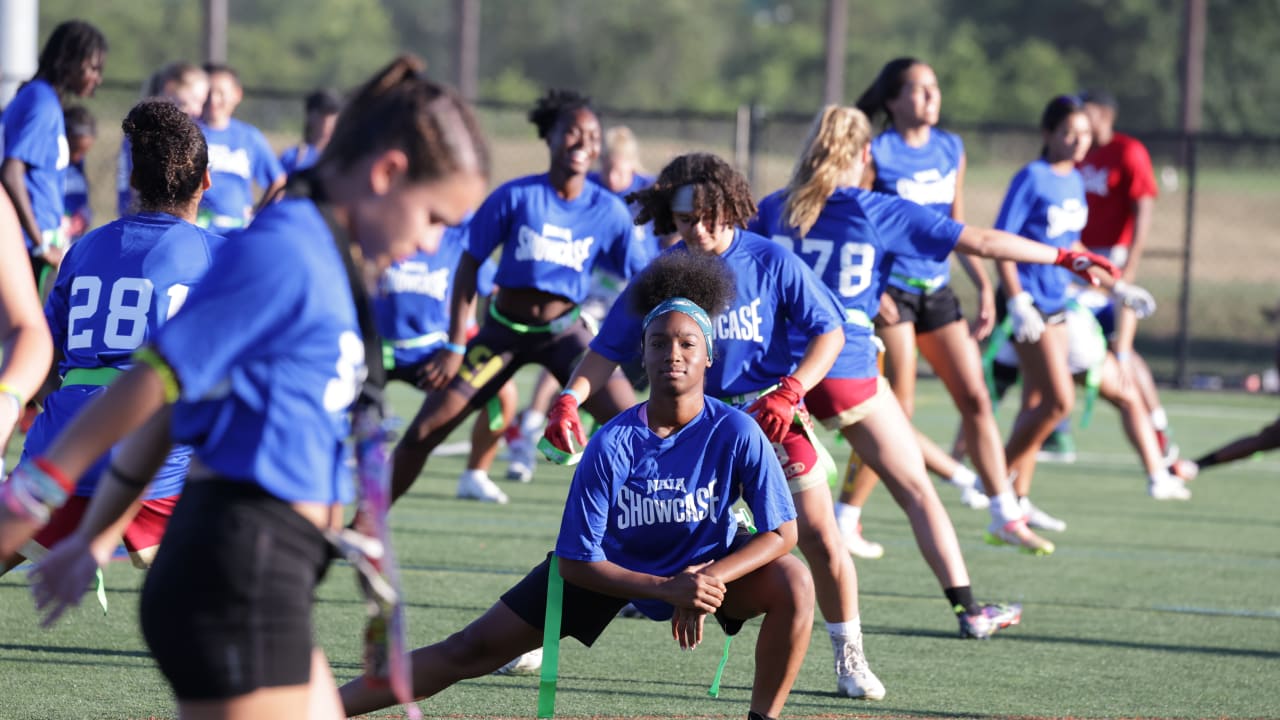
[1007,292,1045,343]
[543,391,587,455]
[746,375,804,443]
[1111,281,1157,319]
[1054,248,1120,286]
[0,457,72,525]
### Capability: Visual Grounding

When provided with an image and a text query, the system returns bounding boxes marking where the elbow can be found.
[775,520,798,555]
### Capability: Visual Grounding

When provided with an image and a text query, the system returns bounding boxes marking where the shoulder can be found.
[934,128,965,155]
[870,130,899,154]
[705,399,767,443]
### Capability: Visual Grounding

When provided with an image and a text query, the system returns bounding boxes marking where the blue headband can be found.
[642,297,714,360]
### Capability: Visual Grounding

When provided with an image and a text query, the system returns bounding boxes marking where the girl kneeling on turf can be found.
[341,251,815,720]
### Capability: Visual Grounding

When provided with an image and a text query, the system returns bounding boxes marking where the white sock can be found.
[826,619,862,640]
[460,469,488,482]
[990,491,1023,525]
[1150,407,1168,431]
[834,502,861,528]
[949,466,979,489]
[520,410,546,435]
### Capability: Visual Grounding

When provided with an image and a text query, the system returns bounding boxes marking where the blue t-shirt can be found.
[373,222,493,369]
[592,229,844,397]
[198,118,285,229]
[280,143,321,175]
[585,171,661,286]
[2,79,68,248]
[157,197,361,504]
[465,174,647,303]
[23,213,224,498]
[750,187,964,378]
[994,159,1088,314]
[871,128,963,293]
[63,159,90,232]
[555,398,796,620]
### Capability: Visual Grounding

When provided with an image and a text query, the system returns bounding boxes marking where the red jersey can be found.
[1077,132,1157,249]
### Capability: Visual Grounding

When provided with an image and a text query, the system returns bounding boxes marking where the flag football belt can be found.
[195,208,246,230]
[381,331,450,370]
[718,382,779,408]
[488,303,581,335]
[62,367,124,387]
[891,272,947,294]
[845,308,874,330]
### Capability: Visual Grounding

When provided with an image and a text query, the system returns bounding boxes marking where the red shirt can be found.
[1077,132,1158,249]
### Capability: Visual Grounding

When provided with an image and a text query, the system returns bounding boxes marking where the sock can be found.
[1150,407,1169,431]
[833,502,861,529]
[944,586,979,616]
[825,619,862,640]
[949,465,978,489]
[520,410,546,436]
[989,491,1022,525]
[460,469,487,482]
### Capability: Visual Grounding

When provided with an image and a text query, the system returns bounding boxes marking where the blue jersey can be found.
[63,159,90,231]
[465,174,646,303]
[592,229,844,397]
[24,213,224,498]
[2,79,68,248]
[871,128,963,294]
[279,143,321,175]
[751,188,963,379]
[157,197,361,504]
[555,398,796,620]
[994,159,1088,314]
[198,118,285,229]
[586,171,661,279]
[374,223,472,369]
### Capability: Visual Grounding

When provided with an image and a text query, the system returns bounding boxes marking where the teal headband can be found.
[642,297,714,360]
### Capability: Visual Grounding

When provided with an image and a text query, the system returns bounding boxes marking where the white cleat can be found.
[456,470,509,504]
[505,436,537,483]
[1019,497,1067,532]
[838,518,885,560]
[493,648,543,676]
[1149,477,1192,501]
[958,485,991,510]
[833,635,885,700]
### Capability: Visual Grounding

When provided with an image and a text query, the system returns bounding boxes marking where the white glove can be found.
[1007,291,1045,343]
[1112,281,1157,319]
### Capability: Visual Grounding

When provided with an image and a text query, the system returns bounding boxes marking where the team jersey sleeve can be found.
[2,90,57,167]
[153,233,308,400]
[463,185,512,262]
[600,201,651,279]
[866,194,963,260]
[588,285,643,363]
[555,430,626,562]
[730,414,796,533]
[42,244,80,351]
[249,127,286,188]
[1125,140,1158,200]
[994,169,1036,237]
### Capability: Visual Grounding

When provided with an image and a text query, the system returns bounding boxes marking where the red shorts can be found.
[33,494,180,554]
[805,376,884,430]
[769,408,835,494]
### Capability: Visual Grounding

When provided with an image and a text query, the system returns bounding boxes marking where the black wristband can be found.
[107,464,150,488]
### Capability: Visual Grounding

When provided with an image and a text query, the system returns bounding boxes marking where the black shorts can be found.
[881,285,965,333]
[501,555,748,647]
[994,288,1068,327]
[139,480,332,700]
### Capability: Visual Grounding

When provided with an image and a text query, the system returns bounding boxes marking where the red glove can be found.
[1054,248,1119,286]
[746,376,804,443]
[543,391,587,453]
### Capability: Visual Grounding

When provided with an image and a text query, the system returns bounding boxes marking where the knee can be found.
[795,515,841,568]
[954,385,993,418]
[439,625,505,678]
[773,556,815,620]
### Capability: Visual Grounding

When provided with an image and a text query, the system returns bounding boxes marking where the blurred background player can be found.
[506,124,660,482]
[1,20,107,287]
[197,62,286,230]
[3,99,222,575]
[61,105,95,242]
[0,192,54,464]
[280,88,342,175]
[116,61,208,216]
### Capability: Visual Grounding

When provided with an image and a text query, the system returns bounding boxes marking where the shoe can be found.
[984,518,1055,556]
[958,485,991,510]
[839,519,885,560]
[493,648,543,676]
[833,635,885,700]
[1149,476,1191,501]
[456,470,509,504]
[617,602,645,619]
[957,602,1022,639]
[1019,497,1067,532]
[505,433,536,483]
[1036,430,1077,463]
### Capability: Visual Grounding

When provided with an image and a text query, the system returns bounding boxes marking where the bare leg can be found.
[837,322,916,508]
[1097,355,1164,476]
[466,380,519,472]
[1005,324,1073,497]
[793,483,860,623]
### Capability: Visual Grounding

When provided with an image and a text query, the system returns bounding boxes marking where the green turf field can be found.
[2,374,1277,719]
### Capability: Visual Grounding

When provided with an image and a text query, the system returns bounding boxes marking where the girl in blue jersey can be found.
[116,61,209,216]
[61,105,95,241]
[342,252,814,720]
[831,57,1052,557]
[996,95,1107,532]
[1,100,220,575]
[752,106,1114,639]
[197,63,287,230]
[280,88,342,174]
[0,192,53,464]
[14,56,489,718]
[388,89,648,505]
[547,153,885,700]
[1,20,106,282]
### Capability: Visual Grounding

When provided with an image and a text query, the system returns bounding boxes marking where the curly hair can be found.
[628,153,756,237]
[35,20,107,93]
[628,250,736,321]
[527,89,592,140]
[123,100,208,211]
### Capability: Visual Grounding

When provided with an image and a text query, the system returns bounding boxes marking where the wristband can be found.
[1115,351,1132,362]
[443,342,467,355]
[132,346,181,403]
[558,388,583,406]
[32,456,74,494]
